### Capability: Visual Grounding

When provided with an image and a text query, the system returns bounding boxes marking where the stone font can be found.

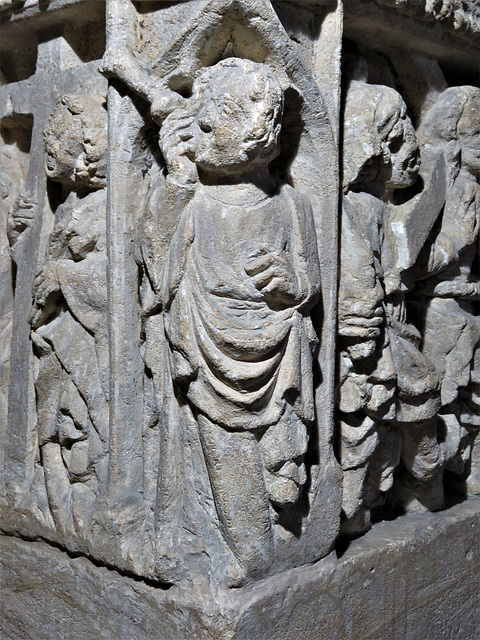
[0,0,479,602]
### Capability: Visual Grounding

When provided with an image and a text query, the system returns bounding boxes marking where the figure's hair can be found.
[194,58,284,162]
[418,85,480,182]
[342,80,406,190]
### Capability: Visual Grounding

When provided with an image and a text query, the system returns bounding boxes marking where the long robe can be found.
[151,182,321,582]
[162,183,321,431]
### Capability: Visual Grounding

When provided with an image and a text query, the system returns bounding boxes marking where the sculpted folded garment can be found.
[162,182,321,431]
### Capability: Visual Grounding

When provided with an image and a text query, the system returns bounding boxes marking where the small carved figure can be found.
[412,86,480,494]
[338,80,442,535]
[141,58,321,581]
[29,95,109,538]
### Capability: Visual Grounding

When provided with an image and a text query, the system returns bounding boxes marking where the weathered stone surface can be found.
[335,14,480,543]
[2,0,343,590]
[1,0,479,636]
[373,0,480,33]
[1,498,479,639]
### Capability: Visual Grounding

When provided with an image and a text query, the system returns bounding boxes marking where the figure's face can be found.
[45,111,83,185]
[45,109,107,188]
[75,125,107,189]
[458,95,480,178]
[192,81,272,175]
[384,113,420,190]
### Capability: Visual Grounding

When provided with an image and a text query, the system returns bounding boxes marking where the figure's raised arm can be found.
[137,104,198,307]
[101,0,186,124]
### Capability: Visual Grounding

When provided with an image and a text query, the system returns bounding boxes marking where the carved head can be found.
[419,86,480,181]
[458,91,480,179]
[343,80,420,194]
[189,58,283,175]
[44,94,107,189]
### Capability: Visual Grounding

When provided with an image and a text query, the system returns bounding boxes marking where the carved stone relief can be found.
[0,0,479,616]
[98,0,341,586]
[142,57,325,584]
[412,86,480,495]
[27,94,109,539]
[0,8,109,559]
[337,43,480,536]
[338,78,444,534]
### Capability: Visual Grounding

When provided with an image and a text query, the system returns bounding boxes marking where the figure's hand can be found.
[338,308,384,340]
[32,262,60,309]
[7,193,36,247]
[244,245,299,304]
[433,280,480,299]
[151,89,187,126]
[159,109,198,187]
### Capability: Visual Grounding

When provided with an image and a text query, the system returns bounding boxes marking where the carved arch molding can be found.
[0,0,478,588]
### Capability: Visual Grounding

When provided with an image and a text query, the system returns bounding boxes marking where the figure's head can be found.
[419,86,480,182]
[44,94,107,189]
[458,90,480,179]
[343,81,420,194]
[189,59,283,175]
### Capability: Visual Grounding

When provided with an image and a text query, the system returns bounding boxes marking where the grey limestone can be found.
[0,0,479,636]
[1,498,479,639]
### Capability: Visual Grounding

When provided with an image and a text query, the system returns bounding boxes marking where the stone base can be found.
[1,498,479,639]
